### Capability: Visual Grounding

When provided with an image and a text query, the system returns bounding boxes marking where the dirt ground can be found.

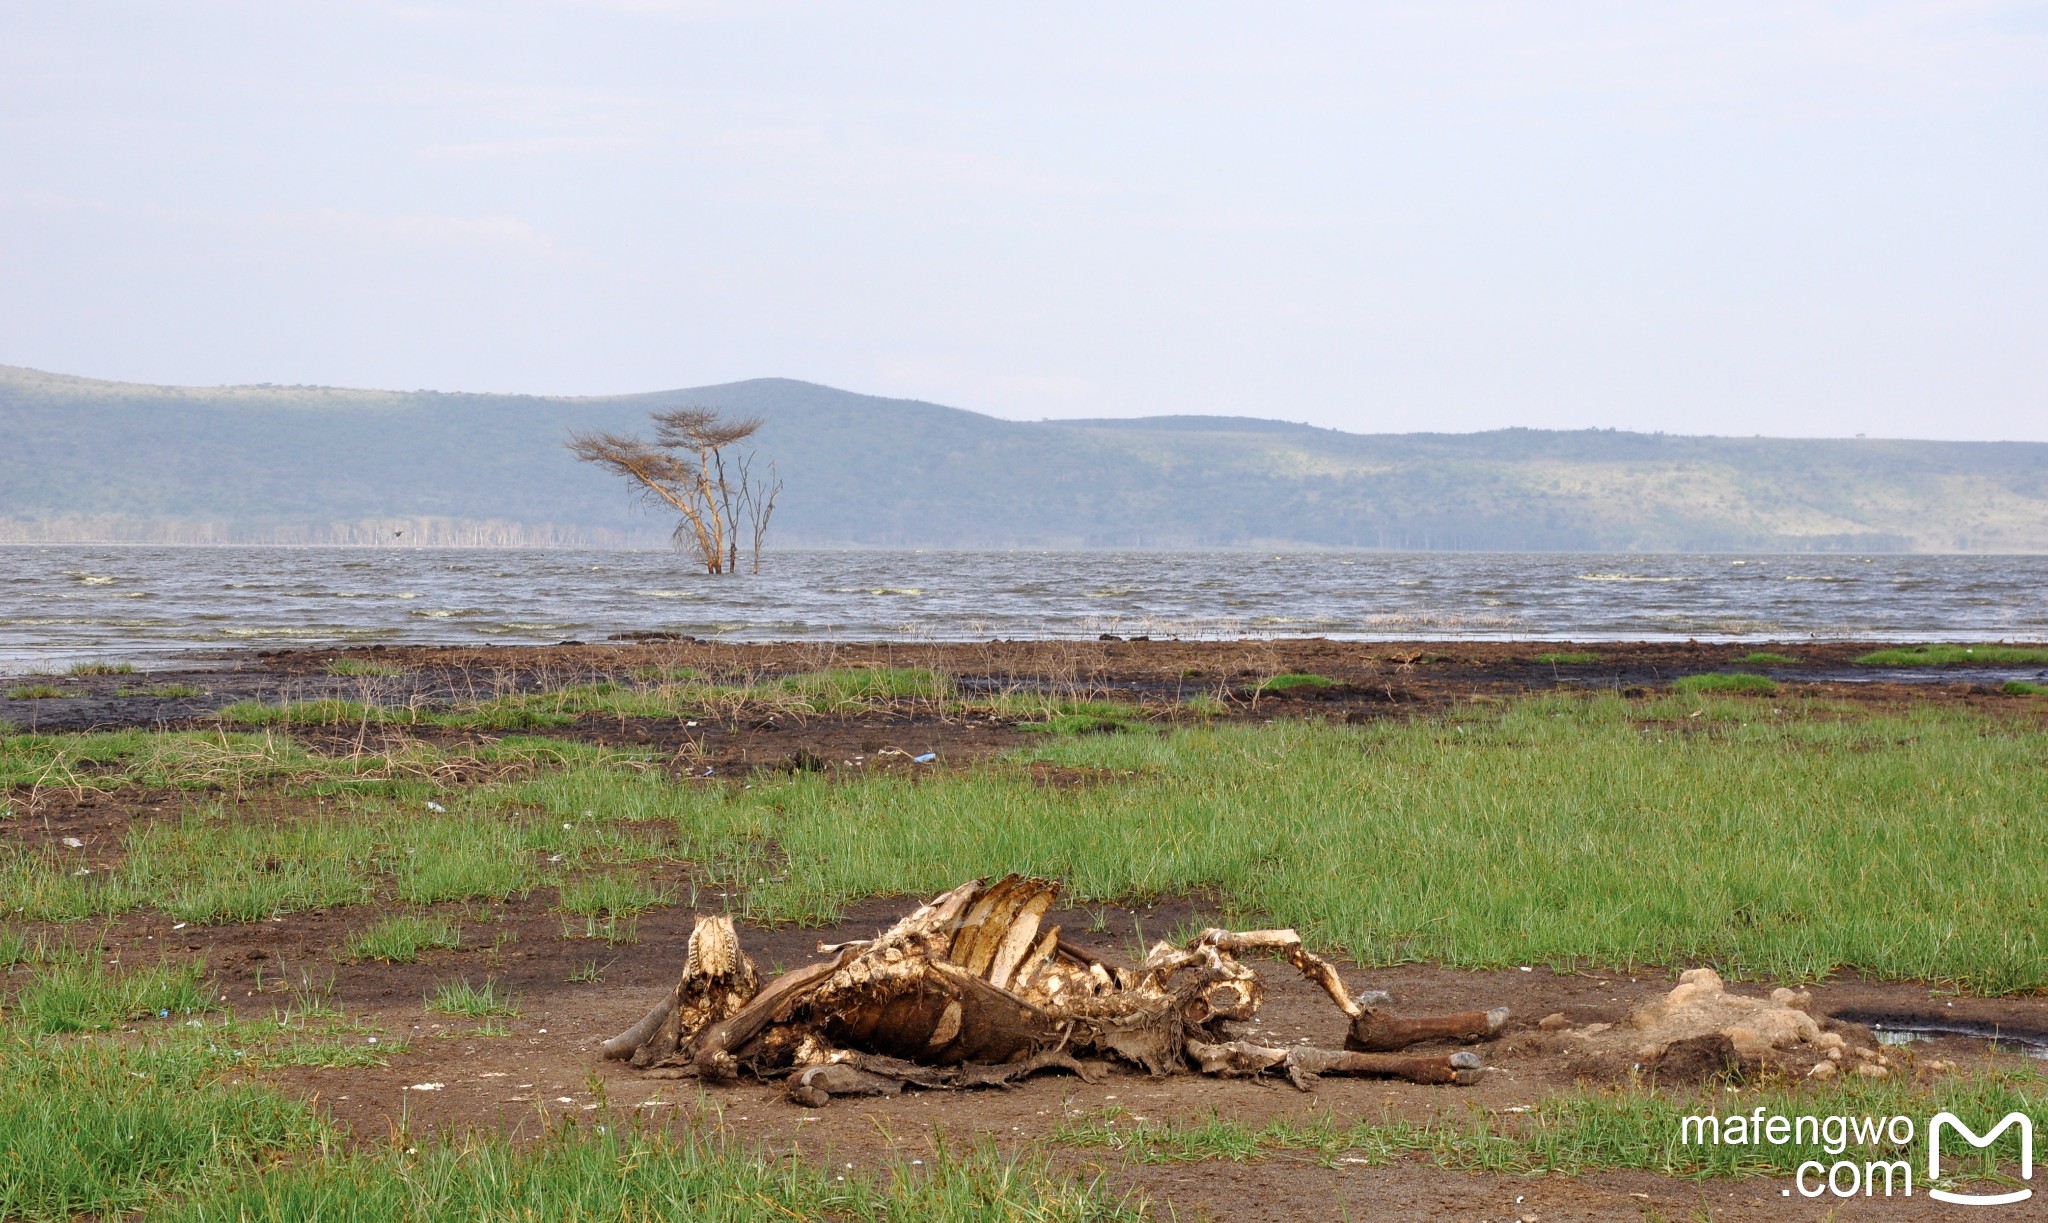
[36,894,2044,1223]
[7,640,2048,1220]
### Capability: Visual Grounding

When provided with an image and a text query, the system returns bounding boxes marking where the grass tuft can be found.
[2004,680,2048,696]
[1534,652,1602,665]
[6,685,70,700]
[16,955,212,1033]
[557,872,666,918]
[426,976,517,1019]
[218,699,405,727]
[1856,644,2048,666]
[324,658,407,677]
[1259,672,1338,691]
[0,1031,332,1222]
[340,915,462,963]
[118,684,206,698]
[151,1123,1141,1222]
[1672,672,1779,694]
[1015,701,1152,736]
[67,661,137,676]
[0,926,49,966]
[776,667,954,706]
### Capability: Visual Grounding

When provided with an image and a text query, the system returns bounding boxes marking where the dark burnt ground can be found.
[7,637,2048,736]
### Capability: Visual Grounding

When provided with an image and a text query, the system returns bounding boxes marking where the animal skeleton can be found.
[602,876,1506,1105]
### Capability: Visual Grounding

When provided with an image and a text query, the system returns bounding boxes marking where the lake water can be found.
[3,546,2045,668]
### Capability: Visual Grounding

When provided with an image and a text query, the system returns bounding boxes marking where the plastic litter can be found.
[912,753,937,764]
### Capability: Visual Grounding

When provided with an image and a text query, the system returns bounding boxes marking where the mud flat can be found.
[7,636,2048,736]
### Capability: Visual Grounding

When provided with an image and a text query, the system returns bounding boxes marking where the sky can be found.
[2,2,2044,440]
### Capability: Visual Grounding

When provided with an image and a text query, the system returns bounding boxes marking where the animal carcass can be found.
[602,876,1507,1105]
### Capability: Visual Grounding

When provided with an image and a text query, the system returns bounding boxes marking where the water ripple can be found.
[0,545,2042,668]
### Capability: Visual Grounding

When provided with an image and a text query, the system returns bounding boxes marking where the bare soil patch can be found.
[13,890,2034,1221]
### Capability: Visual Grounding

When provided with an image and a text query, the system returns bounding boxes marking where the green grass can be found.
[1012,699,1153,736]
[556,872,666,917]
[118,684,207,698]
[340,915,463,963]
[0,927,47,967]
[426,976,517,1019]
[1672,672,1779,694]
[218,699,409,727]
[1055,1071,2044,1179]
[2003,680,2048,696]
[155,1124,1140,1223]
[1258,672,1338,691]
[393,815,541,904]
[217,698,575,731]
[67,661,137,676]
[1856,644,2048,666]
[775,666,953,705]
[450,667,955,728]
[5,685,70,699]
[0,781,663,925]
[0,1030,334,1222]
[1533,652,1602,665]
[13,954,213,1033]
[0,726,619,798]
[0,967,1129,1221]
[675,696,2048,990]
[324,658,407,677]
[560,912,640,946]
[10,696,2048,992]
[1735,652,1798,665]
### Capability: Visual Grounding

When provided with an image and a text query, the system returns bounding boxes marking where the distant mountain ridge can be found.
[4,364,2045,552]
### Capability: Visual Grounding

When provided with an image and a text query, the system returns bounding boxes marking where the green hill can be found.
[4,364,2045,551]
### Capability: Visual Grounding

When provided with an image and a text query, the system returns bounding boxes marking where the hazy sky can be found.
[3,3,2044,439]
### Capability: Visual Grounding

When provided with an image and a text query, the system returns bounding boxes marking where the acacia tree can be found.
[568,407,780,574]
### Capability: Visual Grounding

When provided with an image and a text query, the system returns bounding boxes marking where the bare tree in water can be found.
[568,408,781,574]
[735,454,783,575]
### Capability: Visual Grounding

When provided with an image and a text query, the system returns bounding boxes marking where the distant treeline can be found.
[0,517,639,548]
[4,365,2045,552]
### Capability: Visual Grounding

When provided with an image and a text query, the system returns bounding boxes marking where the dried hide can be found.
[602,876,1508,1105]
[1559,967,1891,1082]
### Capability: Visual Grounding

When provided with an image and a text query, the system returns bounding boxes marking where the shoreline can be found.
[8,637,2046,736]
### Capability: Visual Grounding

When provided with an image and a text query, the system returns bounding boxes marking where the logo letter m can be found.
[1929,1111,2033,1207]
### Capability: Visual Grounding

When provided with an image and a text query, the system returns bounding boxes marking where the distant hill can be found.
[4,364,2045,551]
